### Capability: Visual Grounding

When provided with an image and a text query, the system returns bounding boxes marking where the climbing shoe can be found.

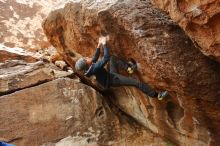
[127,58,137,74]
[157,91,168,100]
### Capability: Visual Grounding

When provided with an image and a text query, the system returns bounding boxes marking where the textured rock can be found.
[151,0,220,62]
[0,50,37,63]
[43,0,220,145]
[0,58,72,94]
[0,0,65,50]
[0,78,115,145]
[42,126,167,146]
[0,44,40,63]
[0,45,73,94]
[0,52,166,146]
[0,77,167,146]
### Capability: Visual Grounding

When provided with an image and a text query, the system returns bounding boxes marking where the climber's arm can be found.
[91,40,103,63]
[94,45,110,68]
[92,48,100,63]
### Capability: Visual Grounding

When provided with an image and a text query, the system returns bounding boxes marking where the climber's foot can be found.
[127,58,137,74]
[157,91,168,100]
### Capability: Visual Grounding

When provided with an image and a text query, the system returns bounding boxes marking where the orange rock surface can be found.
[0,0,62,50]
[43,0,220,145]
[152,0,220,62]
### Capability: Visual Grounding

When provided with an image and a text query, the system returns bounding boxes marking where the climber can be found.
[75,36,168,100]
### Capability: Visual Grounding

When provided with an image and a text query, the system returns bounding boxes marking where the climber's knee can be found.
[110,55,118,61]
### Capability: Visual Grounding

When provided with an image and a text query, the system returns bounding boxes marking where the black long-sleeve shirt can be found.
[84,46,110,88]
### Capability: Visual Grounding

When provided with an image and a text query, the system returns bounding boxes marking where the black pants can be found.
[109,56,157,97]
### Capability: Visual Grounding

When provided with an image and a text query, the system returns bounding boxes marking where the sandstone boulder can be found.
[0,78,117,145]
[0,51,166,145]
[0,46,73,95]
[0,58,72,94]
[0,44,40,63]
[43,0,220,145]
[42,126,167,146]
[0,0,65,50]
[0,77,167,146]
[152,0,220,62]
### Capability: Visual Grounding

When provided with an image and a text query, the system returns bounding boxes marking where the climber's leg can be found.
[109,56,129,74]
[110,73,157,98]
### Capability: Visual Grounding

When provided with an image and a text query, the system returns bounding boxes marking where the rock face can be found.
[0,43,41,63]
[0,48,71,94]
[43,0,220,145]
[0,75,166,146]
[0,50,167,146]
[0,0,65,50]
[42,126,167,146]
[0,78,116,145]
[0,60,70,94]
[151,0,220,62]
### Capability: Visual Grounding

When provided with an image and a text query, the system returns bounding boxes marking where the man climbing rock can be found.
[75,36,168,100]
